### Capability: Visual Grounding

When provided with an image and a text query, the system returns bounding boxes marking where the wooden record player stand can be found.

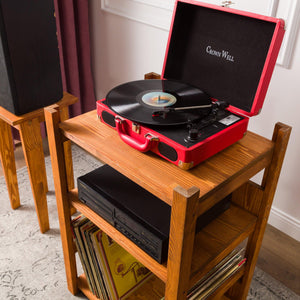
[44,103,291,300]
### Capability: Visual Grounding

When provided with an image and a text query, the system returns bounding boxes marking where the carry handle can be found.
[115,117,158,152]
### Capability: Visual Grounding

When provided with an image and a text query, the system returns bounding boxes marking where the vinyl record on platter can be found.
[105,79,211,125]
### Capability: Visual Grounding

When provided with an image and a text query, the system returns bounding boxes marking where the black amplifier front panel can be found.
[114,207,168,263]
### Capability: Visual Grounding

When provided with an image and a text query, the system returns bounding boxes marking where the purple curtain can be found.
[54,0,96,116]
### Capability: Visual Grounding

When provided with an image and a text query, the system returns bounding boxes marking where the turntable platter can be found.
[104,79,211,126]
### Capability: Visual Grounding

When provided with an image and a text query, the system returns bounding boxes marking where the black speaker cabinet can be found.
[0,0,63,115]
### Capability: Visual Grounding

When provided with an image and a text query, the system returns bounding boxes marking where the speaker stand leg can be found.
[0,119,21,209]
[18,118,50,233]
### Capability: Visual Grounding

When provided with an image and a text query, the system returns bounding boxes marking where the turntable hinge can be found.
[132,122,140,134]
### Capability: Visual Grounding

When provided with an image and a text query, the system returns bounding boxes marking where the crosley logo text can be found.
[206,45,234,62]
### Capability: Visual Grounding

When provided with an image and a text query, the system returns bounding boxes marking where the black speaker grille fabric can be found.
[158,142,178,162]
[0,0,63,115]
[164,2,276,113]
[0,29,14,112]
[101,111,116,127]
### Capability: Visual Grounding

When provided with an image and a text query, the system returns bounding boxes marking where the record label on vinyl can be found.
[105,79,211,126]
[141,91,177,107]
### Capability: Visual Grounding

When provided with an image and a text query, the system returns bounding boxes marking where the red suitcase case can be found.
[97,0,285,169]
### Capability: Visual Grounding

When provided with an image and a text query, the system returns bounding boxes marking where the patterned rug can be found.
[0,145,299,300]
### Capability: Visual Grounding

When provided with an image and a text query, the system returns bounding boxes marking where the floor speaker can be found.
[0,0,63,115]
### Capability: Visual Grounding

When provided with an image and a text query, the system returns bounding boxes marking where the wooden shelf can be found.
[69,188,256,288]
[78,274,165,300]
[44,105,291,300]
[190,205,256,286]
[206,267,245,300]
[78,270,242,300]
[69,189,168,283]
[77,274,99,300]
[58,110,274,207]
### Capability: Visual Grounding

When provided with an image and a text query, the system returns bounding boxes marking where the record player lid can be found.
[162,0,285,117]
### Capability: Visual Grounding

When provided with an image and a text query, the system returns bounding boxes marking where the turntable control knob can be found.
[188,128,199,141]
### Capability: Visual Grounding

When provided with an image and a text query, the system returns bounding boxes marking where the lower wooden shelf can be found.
[77,267,244,300]
[69,188,256,299]
[206,266,245,299]
[68,189,168,283]
[77,273,165,300]
[190,205,256,286]
[77,274,98,300]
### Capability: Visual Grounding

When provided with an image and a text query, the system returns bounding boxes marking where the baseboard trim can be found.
[268,206,300,242]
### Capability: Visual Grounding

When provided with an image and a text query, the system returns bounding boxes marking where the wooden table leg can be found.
[165,186,199,300]
[18,118,50,233]
[59,106,74,191]
[45,105,78,294]
[0,119,21,209]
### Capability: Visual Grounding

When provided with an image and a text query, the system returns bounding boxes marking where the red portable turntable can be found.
[97,0,285,170]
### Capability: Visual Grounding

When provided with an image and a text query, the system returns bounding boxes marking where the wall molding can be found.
[275,0,300,67]
[269,206,300,241]
[101,0,174,30]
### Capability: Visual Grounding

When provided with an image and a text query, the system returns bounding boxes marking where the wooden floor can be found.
[1,141,299,296]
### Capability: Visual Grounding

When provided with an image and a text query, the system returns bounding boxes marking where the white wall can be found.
[89,1,169,97]
[249,37,300,241]
[88,0,300,241]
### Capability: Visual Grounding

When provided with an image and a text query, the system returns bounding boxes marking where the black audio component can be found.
[78,165,231,263]
[0,0,63,115]
[78,165,170,263]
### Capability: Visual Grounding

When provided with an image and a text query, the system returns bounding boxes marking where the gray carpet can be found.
[0,145,299,300]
